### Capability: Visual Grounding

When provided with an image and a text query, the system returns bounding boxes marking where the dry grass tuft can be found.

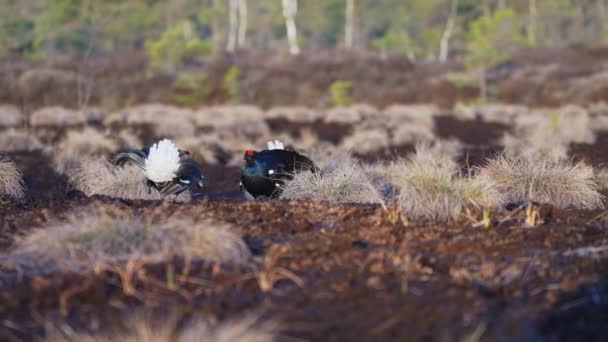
[280,154,385,205]
[0,157,26,202]
[382,104,438,128]
[70,158,190,202]
[46,314,277,342]
[389,143,500,222]
[0,129,44,152]
[477,155,604,209]
[4,208,251,276]
[340,128,390,154]
[503,106,595,161]
[265,106,320,123]
[324,104,378,125]
[52,128,118,176]
[194,106,269,136]
[0,105,23,127]
[596,168,608,190]
[30,106,86,127]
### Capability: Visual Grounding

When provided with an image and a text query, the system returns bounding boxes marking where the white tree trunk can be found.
[282,0,300,55]
[227,0,238,52]
[439,0,458,62]
[237,0,247,48]
[528,0,537,46]
[345,0,355,48]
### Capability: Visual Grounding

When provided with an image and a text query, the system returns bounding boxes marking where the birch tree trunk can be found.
[282,0,300,55]
[598,0,606,39]
[439,0,458,62]
[528,0,537,46]
[227,0,238,52]
[345,0,355,49]
[237,0,247,48]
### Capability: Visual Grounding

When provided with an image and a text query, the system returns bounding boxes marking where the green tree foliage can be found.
[146,20,212,72]
[465,8,526,101]
[329,80,353,106]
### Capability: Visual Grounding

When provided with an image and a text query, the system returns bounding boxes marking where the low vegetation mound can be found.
[477,155,604,209]
[70,158,191,202]
[2,209,251,276]
[280,154,384,205]
[0,157,26,203]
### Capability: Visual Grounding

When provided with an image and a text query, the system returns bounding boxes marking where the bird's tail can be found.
[111,150,147,170]
[267,140,285,150]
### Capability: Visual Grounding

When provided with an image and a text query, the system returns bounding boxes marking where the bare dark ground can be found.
[1,120,608,341]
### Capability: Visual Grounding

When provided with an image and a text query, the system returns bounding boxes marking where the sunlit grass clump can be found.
[3,209,251,275]
[0,157,26,203]
[70,158,190,202]
[477,155,604,209]
[389,144,500,223]
[280,154,385,205]
[46,314,277,342]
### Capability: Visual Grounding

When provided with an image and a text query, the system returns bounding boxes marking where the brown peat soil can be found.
[1,117,608,341]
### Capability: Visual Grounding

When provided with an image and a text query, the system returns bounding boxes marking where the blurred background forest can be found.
[2,0,608,110]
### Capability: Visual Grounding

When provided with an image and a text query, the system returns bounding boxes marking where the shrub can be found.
[0,129,44,152]
[30,106,86,127]
[223,66,241,101]
[503,106,595,161]
[0,157,26,202]
[329,80,353,106]
[0,105,23,127]
[146,20,212,71]
[340,129,390,154]
[477,155,604,209]
[5,208,251,276]
[52,128,118,176]
[70,158,190,202]
[280,154,384,205]
[264,106,321,124]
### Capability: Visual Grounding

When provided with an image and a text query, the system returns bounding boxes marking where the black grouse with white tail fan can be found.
[240,140,317,199]
[112,139,204,196]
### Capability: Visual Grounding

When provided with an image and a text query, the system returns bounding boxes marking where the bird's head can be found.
[244,149,256,162]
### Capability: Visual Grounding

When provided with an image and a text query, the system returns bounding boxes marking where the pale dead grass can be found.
[3,207,251,276]
[0,129,44,151]
[52,128,118,176]
[382,104,438,128]
[280,154,384,205]
[340,128,390,154]
[45,314,277,342]
[324,104,378,125]
[596,168,608,190]
[70,158,190,202]
[265,106,320,123]
[453,103,527,124]
[477,155,604,209]
[30,107,86,127]
[389,143,500,222]
[503,105,596,161]
[194,106,269,138]
[0,105,23,127]
[0,157,25,202]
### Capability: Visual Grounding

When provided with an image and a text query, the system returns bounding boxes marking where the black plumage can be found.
[112,143,204,196]
[240,148,317,199]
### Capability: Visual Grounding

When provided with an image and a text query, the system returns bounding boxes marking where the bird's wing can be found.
[176,159,204,188]
[159,182,190,196]
[111,149,147,170]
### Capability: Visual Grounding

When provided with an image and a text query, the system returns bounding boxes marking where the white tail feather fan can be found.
[145,139,181,183]
[267,140,285,150]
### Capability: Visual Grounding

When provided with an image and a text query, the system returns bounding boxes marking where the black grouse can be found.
[112,139,204,196]
[240,140,317,199]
